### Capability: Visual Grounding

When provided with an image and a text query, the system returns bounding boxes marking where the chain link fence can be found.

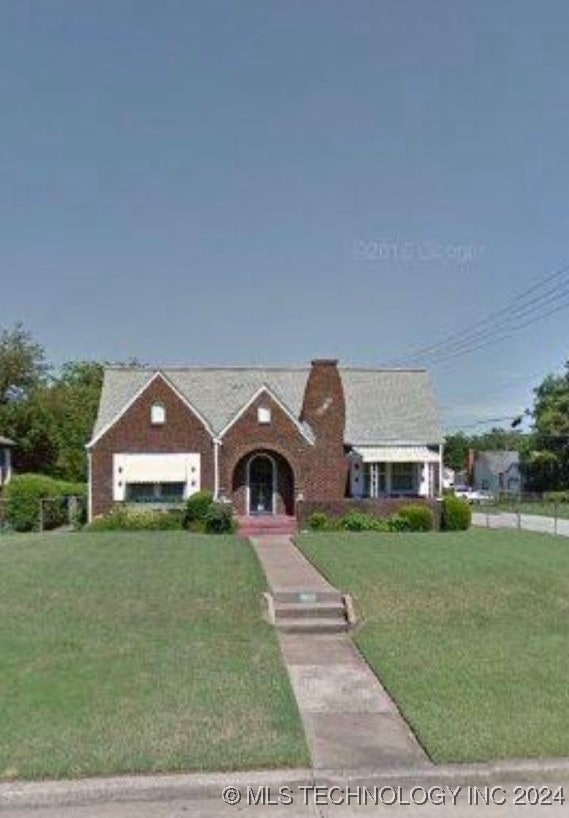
[473,491,569,536]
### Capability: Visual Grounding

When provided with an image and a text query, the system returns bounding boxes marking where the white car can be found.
[453,486,493,504]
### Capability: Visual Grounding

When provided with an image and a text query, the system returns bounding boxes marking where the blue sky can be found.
[2,1,569,431]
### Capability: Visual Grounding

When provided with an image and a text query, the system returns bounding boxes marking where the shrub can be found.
[338,510,389,532]
[4,474,86,532]
[87,506,183,531]
[339,510,377,531]
[182,490,214,529]
[543,491,569,504]
[387,513,412,532]
[204,502,235,534]
[441,494,472,531]
[398,504,435,532]
[307,512,330,531]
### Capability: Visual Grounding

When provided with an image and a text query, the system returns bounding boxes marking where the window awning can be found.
[114,454,199,484]
[352,445,440,463]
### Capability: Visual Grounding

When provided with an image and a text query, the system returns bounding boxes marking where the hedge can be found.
[398,504,435,532]
[3,474,87,532]
[441,494,472,531]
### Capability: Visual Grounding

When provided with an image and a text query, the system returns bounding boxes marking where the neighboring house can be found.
[472,450,522,496]
[0,436,15,489]
[442,466,455,490]
[87,359,443,521]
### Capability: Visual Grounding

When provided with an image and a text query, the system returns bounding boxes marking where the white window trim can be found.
[150,402,166,425]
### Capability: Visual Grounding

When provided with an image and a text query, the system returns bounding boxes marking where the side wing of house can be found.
[342,369,444,500]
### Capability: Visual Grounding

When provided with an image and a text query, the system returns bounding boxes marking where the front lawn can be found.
[0,533,308,779]
[298,529,569,763]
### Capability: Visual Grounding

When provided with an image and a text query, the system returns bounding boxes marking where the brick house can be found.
[87,359,443,524]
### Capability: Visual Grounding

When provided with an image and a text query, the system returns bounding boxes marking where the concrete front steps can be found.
[264,589,352,633]
[237,514,297,538]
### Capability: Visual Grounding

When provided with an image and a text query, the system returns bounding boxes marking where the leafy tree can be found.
[41,361,105,481]
[443,432,470,471]
[472,426,527,453]
[0,396,59,474]
[0,323,48,404]
[522,362,569,489]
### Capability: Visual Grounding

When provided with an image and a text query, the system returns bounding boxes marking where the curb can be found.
[0,768,314,809]
[4,759,569,809]
[318,757,569,787]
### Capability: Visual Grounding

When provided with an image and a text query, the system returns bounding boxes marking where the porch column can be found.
[418,462,430,498]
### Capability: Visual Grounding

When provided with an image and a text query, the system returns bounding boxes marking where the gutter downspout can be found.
[213,438,221,501]
[87,450,93,523]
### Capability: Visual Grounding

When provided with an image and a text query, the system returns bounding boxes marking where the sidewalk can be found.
[250,536,429,772]
[473,511,569,537]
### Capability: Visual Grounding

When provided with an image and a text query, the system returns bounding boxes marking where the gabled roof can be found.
[90,365,443,446]
[475,450,520,474]
[217,384,315,444]
[0,435,15,446]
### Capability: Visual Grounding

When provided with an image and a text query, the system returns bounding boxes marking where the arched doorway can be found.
[247,454,276,515]
[232,450,295,516]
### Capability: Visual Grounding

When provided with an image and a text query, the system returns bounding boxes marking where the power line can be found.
[388,261,569,367]
[427,295,569,368]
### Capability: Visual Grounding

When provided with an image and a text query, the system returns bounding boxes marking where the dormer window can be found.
[151,402,166,426]
[257,406,271,424]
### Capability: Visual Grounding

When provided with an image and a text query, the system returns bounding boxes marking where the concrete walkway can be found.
[251,536,430,772]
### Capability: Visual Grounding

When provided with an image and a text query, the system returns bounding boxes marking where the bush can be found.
[398,504,435,532]
[4,474,86,532]
[387,513,412,532]
[182,490,214,530]
[339,510,390,532]
[307,512,330,531]
[339,510,377,531]
[87,506,183,531]
[543,491,569,504]
[441,495,472,531]
[204,502,235,534]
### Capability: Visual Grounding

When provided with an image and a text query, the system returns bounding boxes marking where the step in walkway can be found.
[251,535,430,771]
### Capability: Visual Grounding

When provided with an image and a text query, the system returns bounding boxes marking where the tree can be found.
[0,323,48,404]
[523,362,569,489]
[443,432,470,471]
[0,396,59,474]
[43,361,104,481]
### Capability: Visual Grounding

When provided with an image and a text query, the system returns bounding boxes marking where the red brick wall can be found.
[300,360,348,500]
[90,376,214,518]
[297,498,442,529]
[219,390,312,514]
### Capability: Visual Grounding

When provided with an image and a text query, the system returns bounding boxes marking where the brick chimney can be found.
[301,359,347,499]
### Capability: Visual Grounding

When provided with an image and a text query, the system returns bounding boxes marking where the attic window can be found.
[258,406,271,424]
[151,402,166,426]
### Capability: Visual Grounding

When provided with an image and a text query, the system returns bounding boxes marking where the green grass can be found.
[0,532,308,779]
[298,529,569,763]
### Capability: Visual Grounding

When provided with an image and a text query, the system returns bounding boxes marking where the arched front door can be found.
[247,454,275,515]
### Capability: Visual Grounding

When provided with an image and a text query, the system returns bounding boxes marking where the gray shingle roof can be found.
[0,435,15,446]
[90,366,443,446]
[475,450,520,474]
